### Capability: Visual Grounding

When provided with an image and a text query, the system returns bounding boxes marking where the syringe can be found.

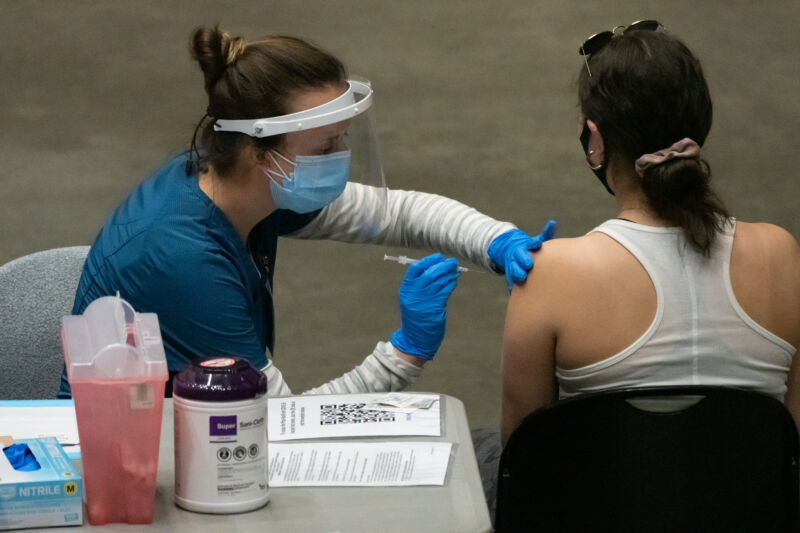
[383,254,480,273]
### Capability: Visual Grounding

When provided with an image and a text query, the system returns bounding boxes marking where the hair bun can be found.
[190,25,246,92]
[222,33,247,65]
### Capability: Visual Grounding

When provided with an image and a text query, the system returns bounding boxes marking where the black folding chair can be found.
[495,386,800,532]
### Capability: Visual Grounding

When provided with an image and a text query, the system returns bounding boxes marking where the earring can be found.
[586,150,603,170]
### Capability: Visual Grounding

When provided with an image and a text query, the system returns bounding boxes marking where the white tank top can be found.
[556,219,795,401]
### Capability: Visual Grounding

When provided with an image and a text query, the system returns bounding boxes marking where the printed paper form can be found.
[269,441,452,487]
[267,393,441,441]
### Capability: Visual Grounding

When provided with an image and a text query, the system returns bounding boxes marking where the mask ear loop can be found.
[185,110,211,175]
[265,150,294,183]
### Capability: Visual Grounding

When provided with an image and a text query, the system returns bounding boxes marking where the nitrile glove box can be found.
[0,437,83,530]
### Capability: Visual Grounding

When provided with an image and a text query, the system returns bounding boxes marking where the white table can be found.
[42,394,491,532]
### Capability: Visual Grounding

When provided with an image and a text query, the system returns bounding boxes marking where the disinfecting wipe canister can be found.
[173,357,269,513]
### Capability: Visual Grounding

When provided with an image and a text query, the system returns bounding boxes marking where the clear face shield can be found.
[213,79,387,225]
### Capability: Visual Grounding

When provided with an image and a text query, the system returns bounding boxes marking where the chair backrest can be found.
[495,386,800,533]
[0,246,90,399]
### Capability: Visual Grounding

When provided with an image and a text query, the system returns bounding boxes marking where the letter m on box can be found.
[210,415,237,436]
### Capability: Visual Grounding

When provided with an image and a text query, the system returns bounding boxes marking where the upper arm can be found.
[501,241,564,443]
[285,182,385,241]
[783,230,800,426]
[732,222,800,347]
[735,223,800,428]
[761,225,800,425]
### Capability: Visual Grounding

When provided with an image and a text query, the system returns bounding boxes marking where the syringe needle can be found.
[382,253,479,273]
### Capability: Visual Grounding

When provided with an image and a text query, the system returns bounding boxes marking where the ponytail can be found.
[640,157,729,255]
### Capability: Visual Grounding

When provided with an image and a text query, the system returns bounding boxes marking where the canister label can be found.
[210,416,237,436]
[174,397,269,512]
[212,413,266,497]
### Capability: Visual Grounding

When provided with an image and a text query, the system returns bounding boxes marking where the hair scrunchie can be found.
[634,138,701,177]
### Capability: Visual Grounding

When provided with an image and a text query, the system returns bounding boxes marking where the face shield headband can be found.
[211,78,386,227]
[212,80,373,137]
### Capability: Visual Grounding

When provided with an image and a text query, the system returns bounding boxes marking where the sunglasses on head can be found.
[579,20,663,76]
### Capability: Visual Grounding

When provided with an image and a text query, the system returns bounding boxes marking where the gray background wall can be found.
[1,1,798,427]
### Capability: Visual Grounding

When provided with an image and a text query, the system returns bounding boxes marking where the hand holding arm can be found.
[488,220,557,291]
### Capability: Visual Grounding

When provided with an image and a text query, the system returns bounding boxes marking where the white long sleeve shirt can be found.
[264,183,516,396]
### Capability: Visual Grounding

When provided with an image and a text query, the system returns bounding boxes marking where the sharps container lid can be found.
[173,357,267,401]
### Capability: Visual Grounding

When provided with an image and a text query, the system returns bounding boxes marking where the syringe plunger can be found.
[383,254,474,273]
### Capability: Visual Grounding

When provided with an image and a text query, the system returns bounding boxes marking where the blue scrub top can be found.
[58,153,318,398]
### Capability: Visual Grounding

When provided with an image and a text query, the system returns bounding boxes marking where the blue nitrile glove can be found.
[3,443,41,471]
[390,253,460,360]
[488,221,558,291]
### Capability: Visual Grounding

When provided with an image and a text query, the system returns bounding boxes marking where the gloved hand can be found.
[488,221,557,291]
[390,253,459,360]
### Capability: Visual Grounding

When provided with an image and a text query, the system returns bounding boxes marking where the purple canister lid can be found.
[173,357,267,402]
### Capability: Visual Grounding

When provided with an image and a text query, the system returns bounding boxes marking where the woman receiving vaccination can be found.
[502,21,800,441]
[464,22,800,522]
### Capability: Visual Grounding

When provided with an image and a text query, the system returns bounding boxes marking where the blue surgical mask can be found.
[266,150,351,213]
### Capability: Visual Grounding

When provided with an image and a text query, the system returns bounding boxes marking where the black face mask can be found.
[580,123,614,196]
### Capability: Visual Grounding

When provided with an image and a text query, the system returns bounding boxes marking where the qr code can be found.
[320,403,396,425]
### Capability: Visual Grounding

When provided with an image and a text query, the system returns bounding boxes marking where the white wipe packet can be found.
[363,393,438,410]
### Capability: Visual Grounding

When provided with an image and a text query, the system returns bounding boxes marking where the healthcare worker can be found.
[57,26,555,398]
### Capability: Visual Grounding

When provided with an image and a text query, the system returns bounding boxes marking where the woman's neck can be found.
[615,191,668,226]
[615,206,667,226]
[198,167,276,242]
[609,161,669,227]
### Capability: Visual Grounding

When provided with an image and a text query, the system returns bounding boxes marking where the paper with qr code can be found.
[268,441,452,486]
[267,393,441,441]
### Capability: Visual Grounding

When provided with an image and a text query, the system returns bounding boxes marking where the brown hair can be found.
[578,30,729,256]
[189,26,347,176]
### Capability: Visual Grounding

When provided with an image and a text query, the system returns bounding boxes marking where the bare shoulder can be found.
[529,233,616,271]
[731,220,800,347]
[509,237,578,311]
[733,221,800,271]
[512,233,618,308]
[735,221,799,248]
[521,232,626,284]
[524,236,584,271]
